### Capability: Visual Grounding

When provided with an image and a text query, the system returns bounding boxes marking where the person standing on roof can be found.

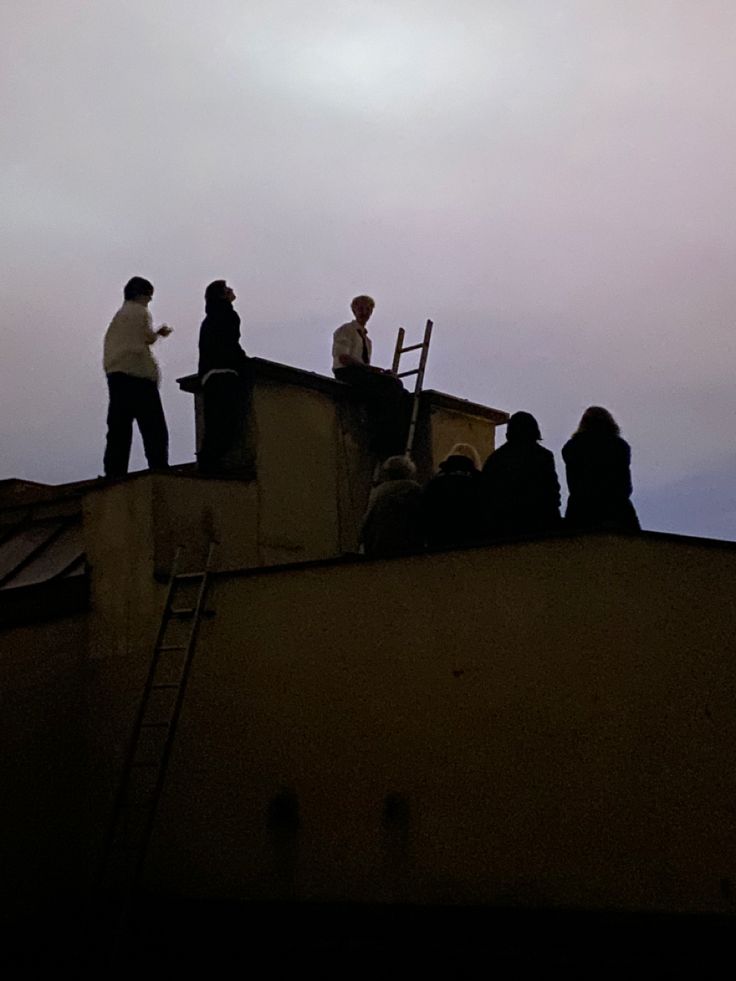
[332,295,407,458]
[102,276,172,479]
[197,280,253,474]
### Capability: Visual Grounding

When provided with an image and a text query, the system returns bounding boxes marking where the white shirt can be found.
[332,320,372,371]
[103,301,160,383]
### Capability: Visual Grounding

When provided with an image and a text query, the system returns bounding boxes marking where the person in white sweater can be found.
[102,276,172,478]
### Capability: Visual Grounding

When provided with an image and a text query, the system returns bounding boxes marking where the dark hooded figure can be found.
[197,280,252,473]
[423,443,484,548]
[562,406,640,532]
[360,455,424,558]
[482,411,561,537]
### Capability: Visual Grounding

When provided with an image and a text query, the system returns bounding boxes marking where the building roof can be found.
[0,513,84,591]
[177,357,509,424]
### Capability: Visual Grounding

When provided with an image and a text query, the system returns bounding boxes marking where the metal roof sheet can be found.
[0,518,84,591]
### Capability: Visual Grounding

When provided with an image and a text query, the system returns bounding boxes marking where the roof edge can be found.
[177,357,508,423]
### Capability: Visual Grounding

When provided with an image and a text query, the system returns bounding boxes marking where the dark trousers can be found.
[334,365,408,458]
[199,371,252,472]
[103,372,169,478]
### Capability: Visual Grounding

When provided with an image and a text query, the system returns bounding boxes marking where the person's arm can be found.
[617,440,633,498]
[481,451,497,485]
[140,308,172,345]
[139,308,157,345]
[561,441,581,497]
[545,451,562,512]
[226,314,249,370]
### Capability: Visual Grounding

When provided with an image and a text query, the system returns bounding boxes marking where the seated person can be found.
[562,406,640,532]
[482,411,561,537]
[423,443,484,549]
[332,295,407,458]
[360,455,424,558]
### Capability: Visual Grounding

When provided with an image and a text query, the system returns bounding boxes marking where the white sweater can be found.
[103,301,160,383]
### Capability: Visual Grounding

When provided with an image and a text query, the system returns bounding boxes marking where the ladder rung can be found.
[174,572,206,582]
[157,644,186,652]
[397,369,419,378]
[399,342,425,353]
[169,608,215,620]
[151,682,181,690]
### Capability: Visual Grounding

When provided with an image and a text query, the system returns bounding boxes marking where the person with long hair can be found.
[197,280,252,474]
[562,406,640,532]
[482,411,561,537]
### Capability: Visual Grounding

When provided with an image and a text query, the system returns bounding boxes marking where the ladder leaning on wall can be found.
[391,319,434,457]
[98,543,216,941]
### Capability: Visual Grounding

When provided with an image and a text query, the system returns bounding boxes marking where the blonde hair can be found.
[377,455,416,482]
[444,443,481,469]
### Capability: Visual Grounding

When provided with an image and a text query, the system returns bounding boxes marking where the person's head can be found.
[377,455,416,483]
[506,411,542,443]
[576,406,620,437]
[350,295,375,326]
[443,443,481,469]
[123,276,154,305]
[205,280,236,310]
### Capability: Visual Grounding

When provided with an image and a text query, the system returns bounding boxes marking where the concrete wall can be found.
[0,614,88,910]
[144,534,736,914]
[254,380,359,563]
[180,364,504,557]
[0,372,508,926]
[428,404,496,470]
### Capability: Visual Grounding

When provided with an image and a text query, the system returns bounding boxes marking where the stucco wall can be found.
[254,381,354,564]
[145,534,736,913]
[428,404,497,469]
[181,365,505,557]
[0,614,88,910]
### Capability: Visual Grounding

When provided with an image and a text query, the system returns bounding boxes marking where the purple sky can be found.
[2,1,736,538]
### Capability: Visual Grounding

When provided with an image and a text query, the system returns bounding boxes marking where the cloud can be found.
[2,0,736,538]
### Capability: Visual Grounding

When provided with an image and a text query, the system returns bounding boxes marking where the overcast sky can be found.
[2,0,736,538]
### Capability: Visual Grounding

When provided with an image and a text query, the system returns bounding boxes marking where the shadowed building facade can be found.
[1,358,735,972]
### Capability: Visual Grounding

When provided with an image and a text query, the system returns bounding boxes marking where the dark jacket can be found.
[562,432,640,532]
[361,479,424,558]
[482,441,561,537]
[198,302,249,381]
[423,455,483,548]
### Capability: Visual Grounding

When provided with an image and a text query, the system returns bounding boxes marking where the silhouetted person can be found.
[197,280,253,474]
[360,455,423,558]
[482,411,561,537]
[332,295,407,458]
[423,443,484,548]
[103,276,172,478]
[562,406,640,532]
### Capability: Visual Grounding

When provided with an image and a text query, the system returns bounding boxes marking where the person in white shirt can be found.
[332,295,407,457]
[102,276,172,478]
